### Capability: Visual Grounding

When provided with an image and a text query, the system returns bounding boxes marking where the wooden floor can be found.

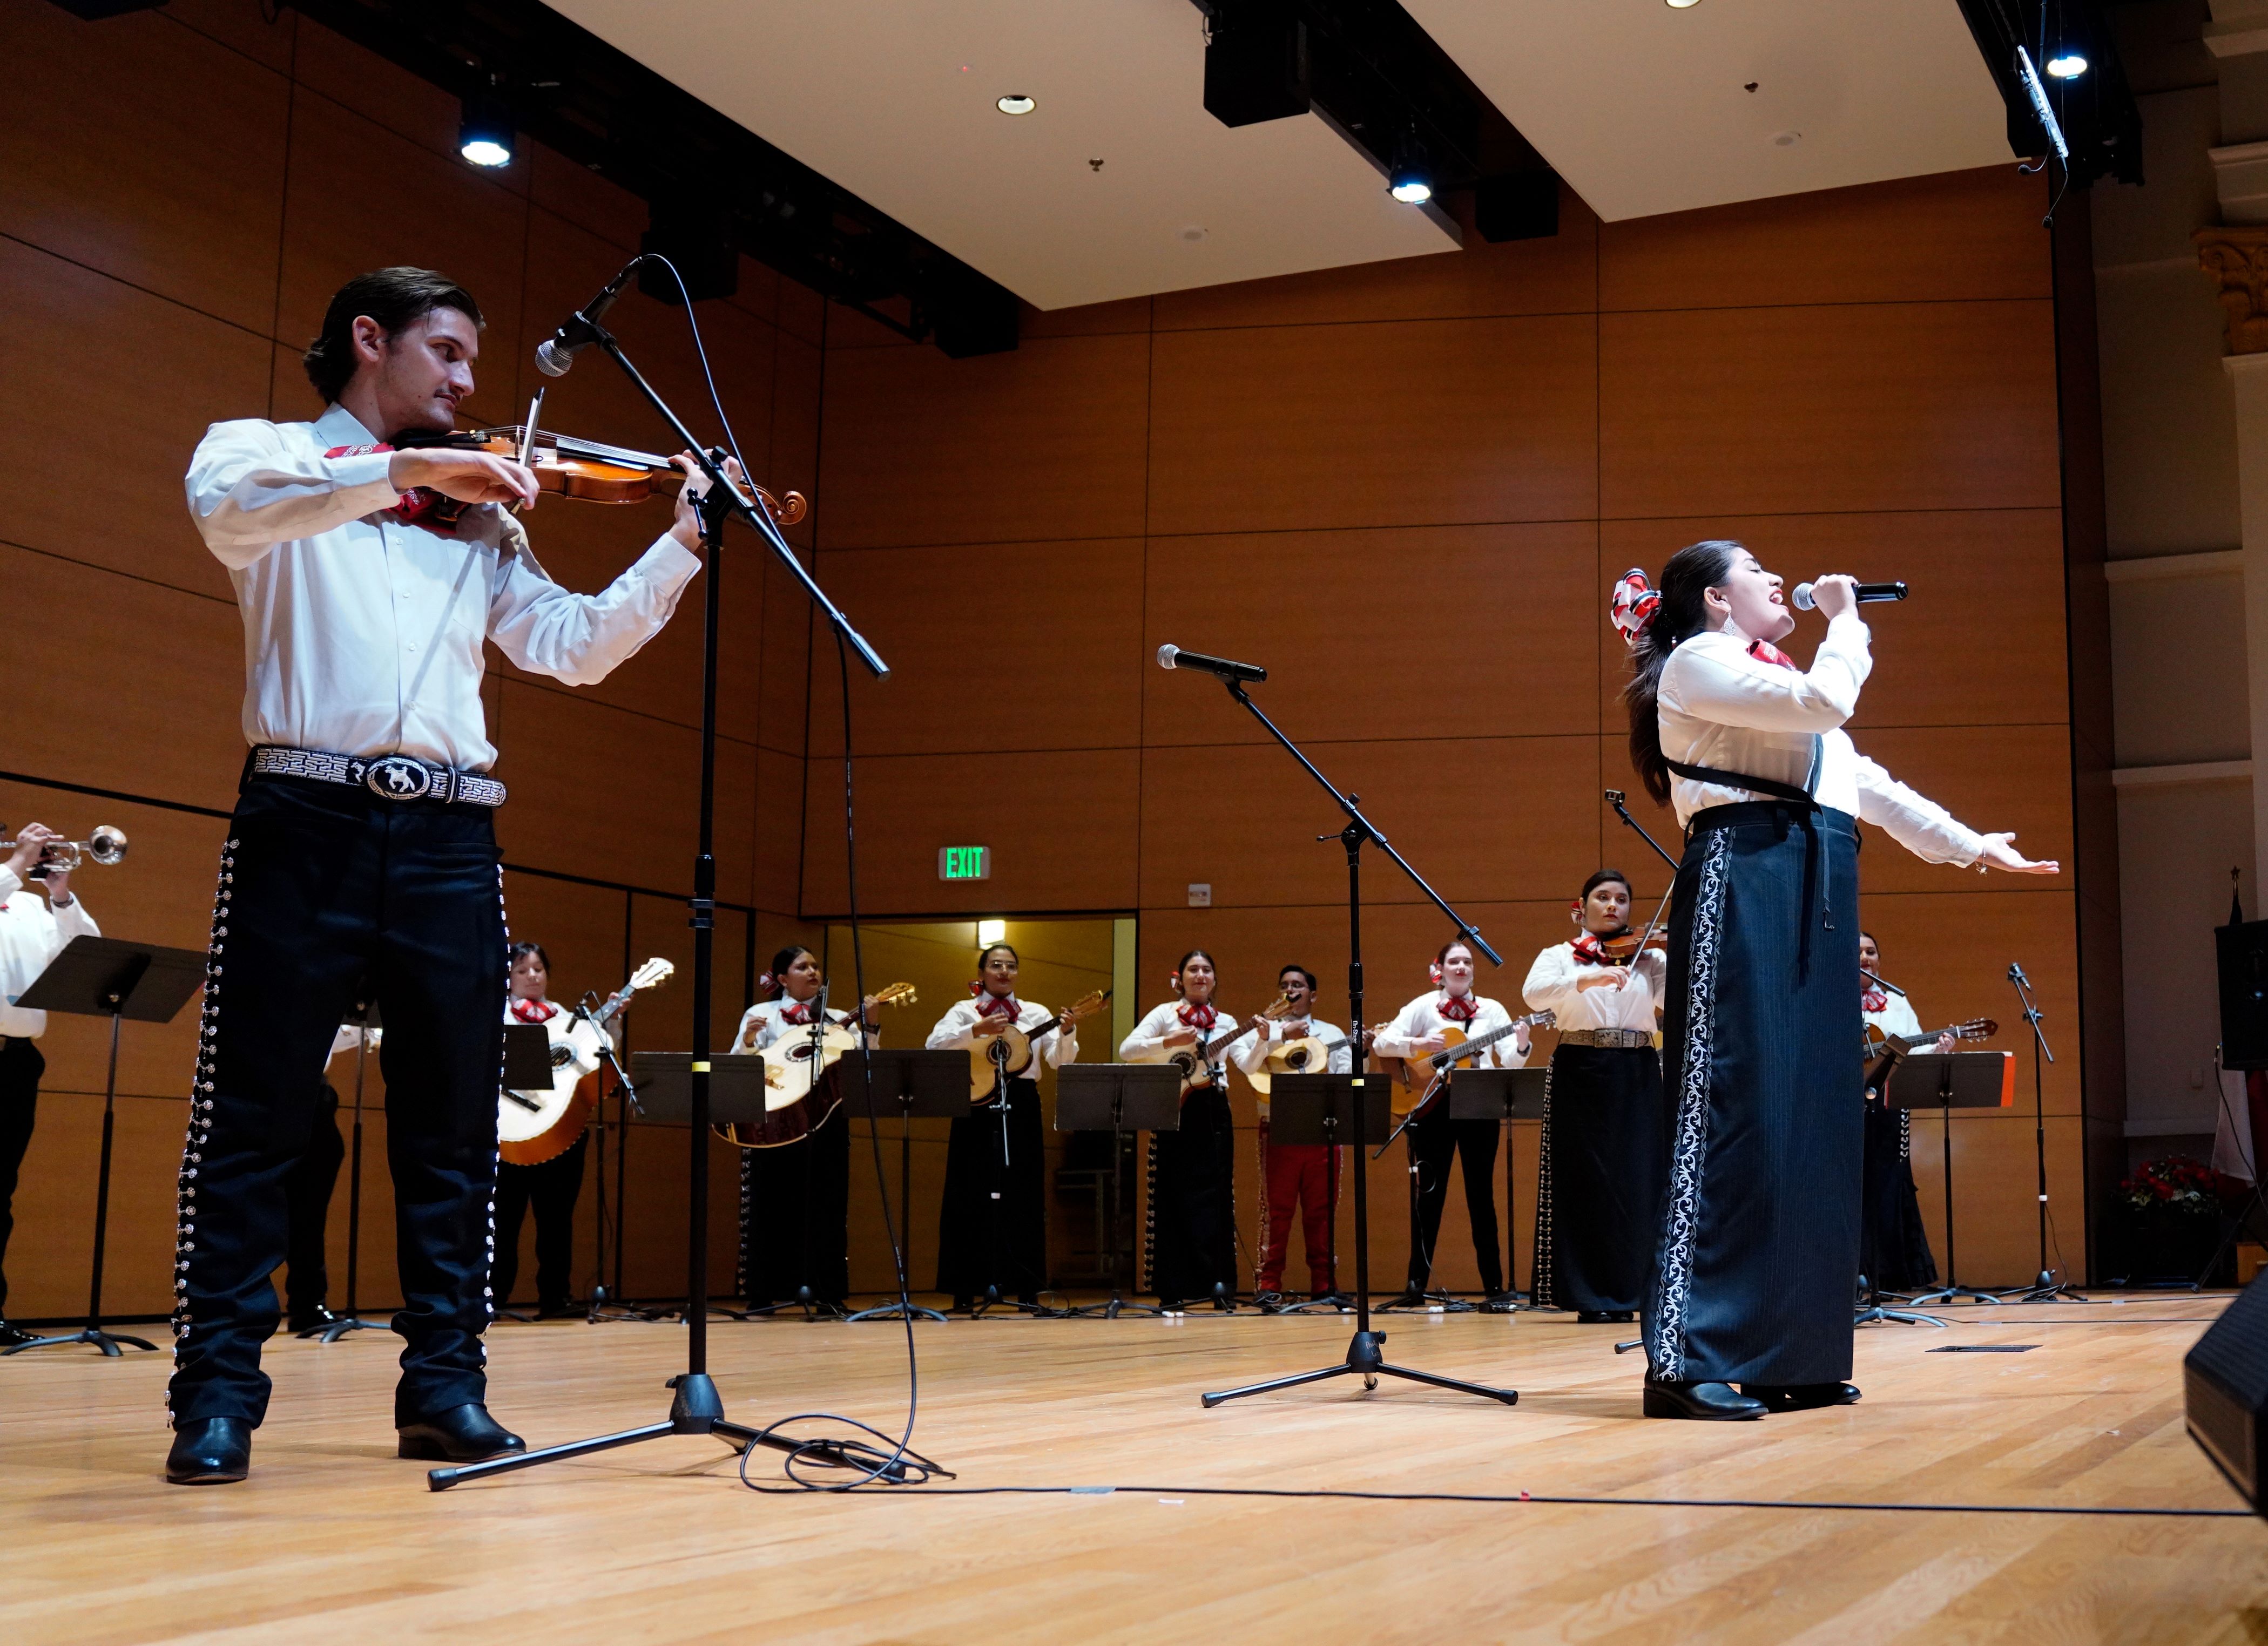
[1,1296,2260,1644]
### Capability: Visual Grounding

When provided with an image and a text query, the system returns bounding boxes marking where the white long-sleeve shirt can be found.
[185,404,701,771]
[1657,617,1988,865]
[926,997,1075,1068]
[1862,992,1926,1045]
[1233,1015,1354,1078]
[1372,991,1530,1069]
[1120,1001,1244,1074]
[1523,943,1663,1033]
[737,997,878,1054]
[0,872,98,1037]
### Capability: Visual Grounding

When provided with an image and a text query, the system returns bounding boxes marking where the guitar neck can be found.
[1433,1012,1545,1066]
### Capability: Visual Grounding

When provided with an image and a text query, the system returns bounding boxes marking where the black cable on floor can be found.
[880,1485,2250,1519]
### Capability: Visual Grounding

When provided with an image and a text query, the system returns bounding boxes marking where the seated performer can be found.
[1618,548,2053,1421]
[927,943,1077,1312]
[1233,964,1352,1305]
[1858,930,1949,1296]
[1523,870,1665,1324]
[1373,939,1531,1310]
[1122,951,1241,1311]
[492,943,590,1319]
[0,824,100,1347]
[731,945,879,1317]
[168,265,714,1484]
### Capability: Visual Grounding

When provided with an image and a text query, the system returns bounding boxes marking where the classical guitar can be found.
[967,989,1112,1102]
[727,981,920,1149]
[1863,1016,1996,1061]
[498,957,673,1166]
[1156,995,1292,1100]
[1387,1010,1556,1119]
[1245,1025,1351,1098]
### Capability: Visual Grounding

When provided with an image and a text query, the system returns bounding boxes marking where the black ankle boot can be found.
[1741,1381,1861,1412]
[1642,1378,1769,1420]
[166,1417,252,1484]
[396,1403,525,1461]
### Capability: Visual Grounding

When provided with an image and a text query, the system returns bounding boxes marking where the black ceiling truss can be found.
[1955,0,2144,190]
[276,0,1023,355]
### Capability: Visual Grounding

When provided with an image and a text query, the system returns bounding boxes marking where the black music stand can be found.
[5,936,202,1357]
[1377,1081,1476,1316]
[307,1000,384,1343]
[488,1026,566,1322]
[576,997,658,1324]
[1450,1068,1545,1311]
[1266,1072,1364,1315]
[1204,1072,1515,1406]
[838,1049,967,1324]
[1054,1064,1183,1319]
[1896,1052,2013,1307]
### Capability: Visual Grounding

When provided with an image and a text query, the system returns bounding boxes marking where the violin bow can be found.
[509,389,545,516]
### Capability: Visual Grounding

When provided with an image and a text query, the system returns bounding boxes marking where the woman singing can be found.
[1121,951,1240,1311]
[1618,547,2054,1419]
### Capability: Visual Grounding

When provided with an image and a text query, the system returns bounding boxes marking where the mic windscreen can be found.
[535,337,573,378]
[1791,582,1817,611]
[1156,644,1179,670]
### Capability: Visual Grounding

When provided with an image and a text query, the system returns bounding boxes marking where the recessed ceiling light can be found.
[458,92,514,168]
[2045,52,2089,78]
[1772,130,1802,147]
[1179,225,1207,243]
[997,94,1035,115]
[1666,0,1701,9]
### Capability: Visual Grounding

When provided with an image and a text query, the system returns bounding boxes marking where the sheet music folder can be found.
[14,935,204,1023]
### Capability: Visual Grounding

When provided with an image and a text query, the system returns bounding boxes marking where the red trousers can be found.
[1256,1121,1341,1295]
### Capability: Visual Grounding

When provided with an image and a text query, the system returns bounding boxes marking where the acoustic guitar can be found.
[1160,994,1292,1100]
[1242,1023,1349,1098]
[1386,1010,1556,1119]
[726,981,919,1148]
[498,957,673,1165]
[967,988,1112,1101]
[1864,1016,1996,1060]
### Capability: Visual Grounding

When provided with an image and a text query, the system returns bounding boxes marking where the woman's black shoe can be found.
[287,1303,339,1336]
[0,1318,40,1347]
[1741,1381,1861,1412]
[1642,1378,1769,1420]
[1481,1293,1518,1314]
[166,1417,251,1484]
[396,1402,525,1461]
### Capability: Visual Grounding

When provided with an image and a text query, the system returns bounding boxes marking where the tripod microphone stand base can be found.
[2017,1270,2090,1303]
[4,1325,157,1357]
[1201,1328,1517,1409]
[1906,1284,2005,1306]
[305,1315,384,1343]
[1065,1290,1166,1319]
[845,1298,950,1323]
[1376,1291,1476,1314]
[1277,1291,1353,1314]
[584,1285,663,1324]
[1855,1303,1949,1328]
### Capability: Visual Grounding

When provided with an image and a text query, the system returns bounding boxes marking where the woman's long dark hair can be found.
[1625,539,1744,805]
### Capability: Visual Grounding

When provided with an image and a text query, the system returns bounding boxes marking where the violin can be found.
[394,425,807,524]
[1596,927,1669,963]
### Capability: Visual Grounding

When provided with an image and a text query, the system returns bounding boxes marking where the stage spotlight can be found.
[1388,132,1434,205]
[997,94,1036,116]
[2046,51,2089,78]
[458,92,514,168]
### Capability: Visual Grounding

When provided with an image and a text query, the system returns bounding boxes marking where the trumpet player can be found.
[0,823,102,1347]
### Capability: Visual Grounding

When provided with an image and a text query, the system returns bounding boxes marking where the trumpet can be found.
[12,825,129,877]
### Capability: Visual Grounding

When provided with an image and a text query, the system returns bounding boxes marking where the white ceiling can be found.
[544,0,1460,311]
[1406,0,2014,223]
[548,0,2018,310]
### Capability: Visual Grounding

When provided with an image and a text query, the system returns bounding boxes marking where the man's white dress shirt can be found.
[1524,944,1663,1033]
[1372,992,1530,1069]
[1657,616,1987,865]
[185,404,701,771]
[1234,1014,1353,1119]
[1862,992,1927,1045]
[0,871,97,1037]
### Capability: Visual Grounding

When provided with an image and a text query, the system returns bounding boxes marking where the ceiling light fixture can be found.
[997,94,1035,115]
[1388,130,1434,205]
[457,91,515,168]
[977,919,1007,945]
[1666,0,1701,9]
[2044,51,2089,79]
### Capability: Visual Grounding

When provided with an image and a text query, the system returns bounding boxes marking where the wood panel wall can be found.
[0,0,822,1320]
[802,164,2104,1291]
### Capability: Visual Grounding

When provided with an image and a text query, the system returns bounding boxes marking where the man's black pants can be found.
[169,777,507,1430]
[0,1037,45,1315]
[1404,1108,1503,1296]
[492,1133,586,1312]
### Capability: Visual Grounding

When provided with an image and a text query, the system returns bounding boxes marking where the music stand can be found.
[1449,1068,1545,1311]
[486,1025,573,1322]
[308,1000,384,1342]
[1896,1052,2014,1307]
[1204,1073,1516,1407]
[1054,1064,1183,1318]
[5,936,202,1356]
[838,1049,967,1324]
[1265,1072,1369,1315]
[1376,1083,1477,1317]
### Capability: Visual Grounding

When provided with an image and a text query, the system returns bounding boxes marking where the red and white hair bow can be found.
[1610,567,1660,648]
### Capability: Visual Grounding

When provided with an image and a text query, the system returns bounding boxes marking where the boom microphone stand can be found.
[2010,962,2086,1302]
[1191,668,1517,1410]
[429,270,894,1489]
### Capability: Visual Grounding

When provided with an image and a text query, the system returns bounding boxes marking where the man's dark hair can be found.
[302,267,483,404]
[1278,964,1318,993]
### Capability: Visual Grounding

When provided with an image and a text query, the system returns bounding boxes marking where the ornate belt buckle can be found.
[363,754,435,801]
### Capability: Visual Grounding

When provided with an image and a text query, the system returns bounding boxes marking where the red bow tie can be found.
[1860,987,1888,1014]
[510,998,557,1024]
[780,1001,814,1025]
[1439,994,1479,1024]
[1178,1002,1218,1032]
[1747,639,1799,670]
[1570,934,1622,967]
[976,994,1019,1020]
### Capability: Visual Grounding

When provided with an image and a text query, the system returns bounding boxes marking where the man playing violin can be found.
[166,266,733,1485]
[1522,870,1667,1323]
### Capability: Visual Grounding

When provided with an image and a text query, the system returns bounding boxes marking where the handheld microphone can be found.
[535,258,642,377]
[1156,644,1266,683]
[1792,580,1908,611]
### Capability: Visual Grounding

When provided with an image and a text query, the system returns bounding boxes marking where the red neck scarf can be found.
[1570,932,1628,967]
[1177,1001,1219,1033]
[975,992,1019,1020]
[510,997,558,1024]
[1860,985,1889,1014]
[1747,638,1799,670]
[1439,993,1479,1024]
[779,999,815,1025]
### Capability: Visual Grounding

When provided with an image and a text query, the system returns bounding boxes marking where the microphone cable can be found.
[631,256,944,1491]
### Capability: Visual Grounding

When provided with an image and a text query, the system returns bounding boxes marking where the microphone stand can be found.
[1200,678,1517,1410]
[2010,963,2087,1302]
[430,302,898,1491]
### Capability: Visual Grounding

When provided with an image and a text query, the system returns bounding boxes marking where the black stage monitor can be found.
[2219,919,2268,1071]
[2187,1277,2268,1518]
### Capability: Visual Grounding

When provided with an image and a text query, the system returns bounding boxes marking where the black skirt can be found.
[935,1077,1047,1300]
[1860,1096,1938,1292]
[1146,1085,1237,1304]
[738,1106,850,1308]
[1532,1043,1666,1314]
[1644,801,1864,1387]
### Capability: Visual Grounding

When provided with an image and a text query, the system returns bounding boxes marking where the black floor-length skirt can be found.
[1146,1085,1237,1305]
[1643,801,1864,1387]
[936,1077,1047,1301]
[739,1110,850,1309]
[1860,1099,1938,1293]
[1532,1044,1666,1313]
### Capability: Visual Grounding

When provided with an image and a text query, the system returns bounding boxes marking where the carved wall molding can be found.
[2199,225,2268,354]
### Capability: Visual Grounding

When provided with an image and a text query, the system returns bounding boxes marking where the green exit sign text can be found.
[938,846,991,882]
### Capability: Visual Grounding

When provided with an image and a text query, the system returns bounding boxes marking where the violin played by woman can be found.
[394,424,807,521]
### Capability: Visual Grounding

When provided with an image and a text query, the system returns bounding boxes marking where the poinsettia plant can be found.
[2118,1155,2236,1216]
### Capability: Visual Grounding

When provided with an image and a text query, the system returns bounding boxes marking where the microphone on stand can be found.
[1792,580,1908,611]
[535,258,643,377]
[1156,644,1266,683]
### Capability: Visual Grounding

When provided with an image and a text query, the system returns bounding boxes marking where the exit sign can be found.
[938,846,991,881]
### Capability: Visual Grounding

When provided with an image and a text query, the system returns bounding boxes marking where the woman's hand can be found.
[1809,573,1858,620]
[1161,1026,1199,1049]
[1975,834,2059,875]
